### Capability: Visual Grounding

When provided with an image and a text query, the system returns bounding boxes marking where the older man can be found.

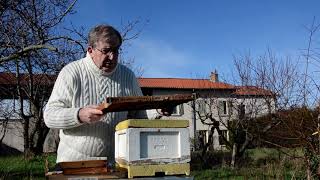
[44,24,146,163]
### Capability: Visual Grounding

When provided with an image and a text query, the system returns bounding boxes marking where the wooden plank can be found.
[58,160,107,169]
[46,170,127,180]
[47,174,124,180]
[63,167,108,175]
[47,174,193,180]
[97,94,194,113]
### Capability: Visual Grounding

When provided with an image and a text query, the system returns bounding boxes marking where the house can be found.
[138,72,275,150]
[0,71,275,152]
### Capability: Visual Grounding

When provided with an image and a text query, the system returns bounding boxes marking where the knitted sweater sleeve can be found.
[44,65,82,129]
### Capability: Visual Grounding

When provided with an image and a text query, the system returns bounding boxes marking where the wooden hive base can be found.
[117,163,190,179]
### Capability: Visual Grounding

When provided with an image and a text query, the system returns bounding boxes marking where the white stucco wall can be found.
[0,121,24,152]
[0,99,35,153]
[237,96,276,117]
[147,88,276,149]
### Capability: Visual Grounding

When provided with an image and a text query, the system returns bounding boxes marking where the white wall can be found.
[0,121,24,152]
[147,88,276,149]
[0,99,34,152]
[0,99,31,120]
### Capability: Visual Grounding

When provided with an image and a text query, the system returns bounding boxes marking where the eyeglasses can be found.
[95,47,120,55]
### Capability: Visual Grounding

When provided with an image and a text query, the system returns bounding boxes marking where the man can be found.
[44,24,146,163]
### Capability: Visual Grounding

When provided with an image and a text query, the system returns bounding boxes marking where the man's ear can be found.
[87,46,93,53]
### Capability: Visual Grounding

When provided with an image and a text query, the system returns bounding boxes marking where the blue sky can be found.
[65,0,320,81]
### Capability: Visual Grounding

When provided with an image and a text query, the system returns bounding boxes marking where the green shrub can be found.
[191,150,232,170]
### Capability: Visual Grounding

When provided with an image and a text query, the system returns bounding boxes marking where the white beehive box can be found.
[115,119,190,178]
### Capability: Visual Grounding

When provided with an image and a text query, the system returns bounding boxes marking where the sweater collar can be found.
[84,52,118,76]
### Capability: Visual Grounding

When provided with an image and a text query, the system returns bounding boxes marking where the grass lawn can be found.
[191,148,307,179]
[0,154,56,180]
[0,148,309,179]
[191,166,305,180]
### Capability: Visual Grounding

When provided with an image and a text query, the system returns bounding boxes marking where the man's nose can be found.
[107,52,116,60]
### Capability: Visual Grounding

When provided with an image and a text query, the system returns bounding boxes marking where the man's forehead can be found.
[97,39,120,47]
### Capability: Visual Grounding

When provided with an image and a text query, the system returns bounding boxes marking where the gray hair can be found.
[88,24,122,47]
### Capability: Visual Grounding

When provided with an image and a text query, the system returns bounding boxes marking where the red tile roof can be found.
[138,78,235,89]
[138,78,273,96]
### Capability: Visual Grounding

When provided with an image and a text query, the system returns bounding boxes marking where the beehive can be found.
[115,119,190,178]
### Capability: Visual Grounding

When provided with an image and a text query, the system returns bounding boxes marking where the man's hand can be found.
[78,105,104,124]
[160,106,174,116]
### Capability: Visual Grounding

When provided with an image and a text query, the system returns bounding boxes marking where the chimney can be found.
[210,70,219,82]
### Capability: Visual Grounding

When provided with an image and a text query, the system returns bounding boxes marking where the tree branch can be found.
[0,44,58,63]
[49,0,77,28]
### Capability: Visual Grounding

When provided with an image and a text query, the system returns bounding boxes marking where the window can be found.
[238,104,246,119]
[197,99,206,115]
[218,100,229,115]
[0,99,30,120]
[171,104,184,116]
[219,130,228,145]
[197,130,207,149]
[141,89,153,96]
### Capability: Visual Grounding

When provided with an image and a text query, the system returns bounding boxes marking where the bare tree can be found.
[232,17,320,178]
[299,16,320,180]
[0,0,148,158]
[119,18,149,77]
[0,0,84,157]
[192,85,275,168]
[0,100,12,144]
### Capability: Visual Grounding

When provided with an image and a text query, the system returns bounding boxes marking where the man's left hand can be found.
[160,107,173,116]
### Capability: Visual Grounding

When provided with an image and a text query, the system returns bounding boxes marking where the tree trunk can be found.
[0,120,9,144]
[306,157,312,180]
[231,143,237,168]
[34,122,49,155]
[23,118,30,157]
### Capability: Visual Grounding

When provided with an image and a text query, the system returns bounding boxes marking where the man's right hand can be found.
[78,105,104,124]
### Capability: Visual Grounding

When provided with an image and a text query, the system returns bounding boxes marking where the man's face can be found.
[88,39,120,73]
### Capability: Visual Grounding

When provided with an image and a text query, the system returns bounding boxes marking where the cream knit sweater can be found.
[44,53,145,163]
